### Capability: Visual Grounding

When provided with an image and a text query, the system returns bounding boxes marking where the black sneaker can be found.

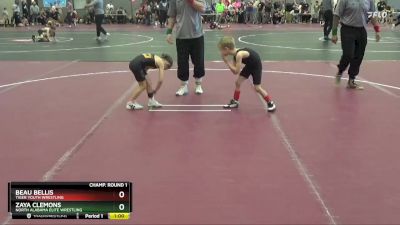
[267,101,276,112]
[223,99,239,108]
[347,79,364,90]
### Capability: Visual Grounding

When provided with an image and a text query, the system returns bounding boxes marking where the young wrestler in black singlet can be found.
[126,53,173,110]
[218,36,276,112]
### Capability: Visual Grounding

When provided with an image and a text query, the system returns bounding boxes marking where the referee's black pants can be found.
[338,24,367,79]
[323,10,333,36]
[95,14,107,37]
[176,35,205,82]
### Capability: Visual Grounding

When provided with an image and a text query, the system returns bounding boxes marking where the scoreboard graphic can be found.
[8,182,132,220]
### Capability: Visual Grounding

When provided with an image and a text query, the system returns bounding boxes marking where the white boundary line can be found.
[0,34,153,53]
[162,104,225,107]
[0,68,399,92]
[255,93,338,225]
[0,60,79,94]
[149,109,231,112]
[238,32,400,53]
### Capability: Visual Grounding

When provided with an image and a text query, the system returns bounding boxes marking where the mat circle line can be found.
[238,32,400,53]
[0,34,154,53]
[0,68,399,91]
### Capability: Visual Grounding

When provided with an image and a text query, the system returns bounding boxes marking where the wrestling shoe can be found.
[267,101,276,112]
[176,85,188,96]
[223,99,239,108]
[148,98,163,108]
[347,79,364,90]
[126,101,144,110]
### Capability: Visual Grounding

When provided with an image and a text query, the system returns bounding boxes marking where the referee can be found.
[166,0,206,96]
[332,0,381,90]
[85,0,109,41]
[322,0,333,40]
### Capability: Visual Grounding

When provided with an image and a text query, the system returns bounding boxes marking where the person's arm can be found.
[166,0,177,44]
[85,0,96,8]
[331,0,344,44]
[189,0,206,12]
[153,56,165,94]
[222,53,242,75]
[369,0,381,42]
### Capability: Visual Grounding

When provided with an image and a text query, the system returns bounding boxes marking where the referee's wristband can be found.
[332,28,338,36]
[166,28,173,35]
[374,25,380,33]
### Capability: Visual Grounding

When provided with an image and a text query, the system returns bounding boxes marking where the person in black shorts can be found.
[126,53,173,110]
[218,36,276,112]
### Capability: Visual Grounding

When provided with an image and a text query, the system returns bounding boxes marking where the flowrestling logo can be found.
[368,11,388,19]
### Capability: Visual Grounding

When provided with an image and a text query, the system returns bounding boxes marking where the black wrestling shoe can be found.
[267,101,276,112]
[223,99,239,108]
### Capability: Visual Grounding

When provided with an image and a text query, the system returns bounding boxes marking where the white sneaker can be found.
[176,85,188,96]
[195,84,203,95]
[126,101,144,110]
[148,98,163,108]
[96,36,102,41]
[103,33,110,40]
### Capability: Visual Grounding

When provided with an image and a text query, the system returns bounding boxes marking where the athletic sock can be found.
[264,95,271,103]
[234,90,240,101]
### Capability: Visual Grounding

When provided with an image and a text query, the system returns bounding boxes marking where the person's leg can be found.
[223,75,247,108]
[129,81,147,102]
[323,10,329,37]
[189,36,205,94]
[176,38,190,95]
[326,10,333,36]
[95,14,101,37]
[337,26,356,80]
[347,28,367,89]
[98,14,107,35]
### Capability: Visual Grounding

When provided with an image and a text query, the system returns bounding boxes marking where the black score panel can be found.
[8,182,132,220]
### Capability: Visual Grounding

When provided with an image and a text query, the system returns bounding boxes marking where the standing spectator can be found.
[216,0,225,23]
[3,8,10,27]
[30,1,40,25]
[377,0,386,12]
[257,0,265,24]
[21,0,29,21]
[166,0,206,95]
[12,0,21,27]
[264,0,272,23]
[38,8,47,25]
[252,0,259,23]
[245,2,253,23]
[159,0,168,28]
[322,0,333,40]
[85,0,110,41]
[66,0,73,27]
[313,0,320,22]
[332,0,381,89]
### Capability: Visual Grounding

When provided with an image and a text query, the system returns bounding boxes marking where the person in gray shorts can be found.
[166,0,206,96]
[331,0,381,90]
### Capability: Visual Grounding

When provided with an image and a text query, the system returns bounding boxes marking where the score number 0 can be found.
[118,191,125,211]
